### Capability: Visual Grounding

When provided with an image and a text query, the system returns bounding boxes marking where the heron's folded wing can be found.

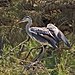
[30,27,51,35]
[30,27,58,48]
[47,23,70,47]
[47,27,60,42]
[30,27,57,41]
[29,28,48,44]
[38,34,58,48]
[58,31,70,47]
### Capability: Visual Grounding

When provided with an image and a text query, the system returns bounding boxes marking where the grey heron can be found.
[19,16,70,48]
[19,16,70,69]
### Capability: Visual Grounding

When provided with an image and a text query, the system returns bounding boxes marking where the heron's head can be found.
[19,16,32,23]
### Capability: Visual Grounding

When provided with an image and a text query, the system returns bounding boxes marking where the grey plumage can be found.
[19,16,71,69]
[19,16,70,48]
[30,27,57,48]
[47,23,71,47]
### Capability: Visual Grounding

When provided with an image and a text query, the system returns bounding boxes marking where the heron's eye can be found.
[26,17,28,18]
[26,16,30,18]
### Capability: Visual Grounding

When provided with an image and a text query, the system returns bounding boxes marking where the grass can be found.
[0,38,75,75]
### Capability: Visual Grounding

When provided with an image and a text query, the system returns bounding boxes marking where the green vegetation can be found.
[0,0,75,75]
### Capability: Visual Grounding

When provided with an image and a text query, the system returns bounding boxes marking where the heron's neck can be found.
[26,20,32,34]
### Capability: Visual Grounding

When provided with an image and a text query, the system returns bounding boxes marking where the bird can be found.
[18,16,70,69]
[19,16,70,48]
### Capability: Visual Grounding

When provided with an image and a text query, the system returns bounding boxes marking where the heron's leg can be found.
[25,48,35,60]
[25,47,41,60]
[24,45,45,70]
[25,45,47,60]
[32,45,45,62]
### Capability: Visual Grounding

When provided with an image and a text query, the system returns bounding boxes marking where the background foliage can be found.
[0,0,75,75]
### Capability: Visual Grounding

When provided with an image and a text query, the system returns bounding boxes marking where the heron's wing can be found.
[30,27,51,35]
[47,26,60,42]
[30,27,57,41]
[47,23,70,47]
[58,31,70,47]
[47,23,59,37]
[38,34,58,48]
[30,27,58,48]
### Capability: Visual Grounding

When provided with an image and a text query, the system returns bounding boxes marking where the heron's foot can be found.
[23,60,39,71]
[22,45,45,71]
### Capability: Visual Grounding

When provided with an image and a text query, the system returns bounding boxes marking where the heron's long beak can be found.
[18,20,27,24]
[18,20,23,24]
[15,19,26,25]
